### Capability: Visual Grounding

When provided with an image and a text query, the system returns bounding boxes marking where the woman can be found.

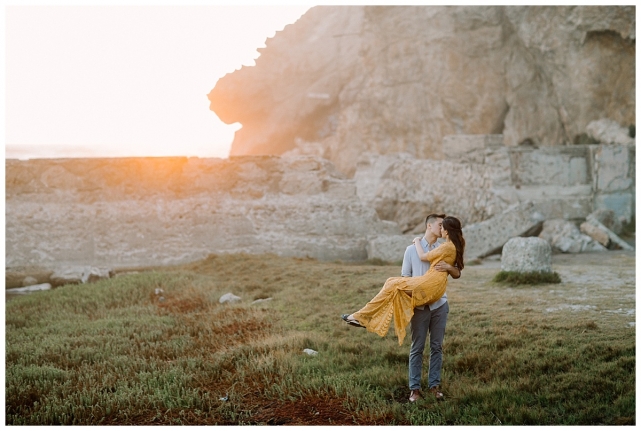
[342,216,465,346]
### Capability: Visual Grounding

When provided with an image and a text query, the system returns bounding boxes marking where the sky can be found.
[4,4,312,159]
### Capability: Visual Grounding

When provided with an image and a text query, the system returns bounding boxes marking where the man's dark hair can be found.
[425,213,446,227]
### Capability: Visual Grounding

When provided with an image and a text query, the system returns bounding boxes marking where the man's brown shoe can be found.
[429,386,444,401]
[409,390,421,403]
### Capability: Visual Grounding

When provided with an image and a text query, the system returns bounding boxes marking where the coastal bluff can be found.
[209,5,635,176]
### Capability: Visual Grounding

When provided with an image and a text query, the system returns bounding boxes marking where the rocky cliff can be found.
[208,6,635,176]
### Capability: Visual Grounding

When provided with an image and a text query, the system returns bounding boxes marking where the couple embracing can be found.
[342,214,465,403]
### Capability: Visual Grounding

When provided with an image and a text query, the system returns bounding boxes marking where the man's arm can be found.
[433,261,461,279]
[401,246,413,277]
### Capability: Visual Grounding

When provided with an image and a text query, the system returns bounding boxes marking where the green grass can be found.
[5,253,635,425]
[493,270,562,285]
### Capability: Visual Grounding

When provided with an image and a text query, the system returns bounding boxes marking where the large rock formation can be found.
[6,156,400,270]
[208,6,635,176]
[353,149,510,232]
[353,137,635,234]
[462,201,546,260]
[539,219,607,253]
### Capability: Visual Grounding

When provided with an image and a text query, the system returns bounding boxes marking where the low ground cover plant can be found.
[493,270,562,285]
[6,252,635,425]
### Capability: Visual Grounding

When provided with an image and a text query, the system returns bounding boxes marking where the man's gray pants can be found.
[408,301,449,390]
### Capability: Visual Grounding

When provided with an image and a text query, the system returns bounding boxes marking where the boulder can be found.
[6,283,52,294]
[580,222,610,247]
[538,219,606,253]
[81,267,113,284]
[462,201,546,259]
[50,267,84,287]
[586,118,635,146]
[219,293,241,304]
[589,209,623,235]
[49,266,112,287]
[22,276,38,287]
[500,237,552,273]
[585,214,634,251]
[366,234,416,263]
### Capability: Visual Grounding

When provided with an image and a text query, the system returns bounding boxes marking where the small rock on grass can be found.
[303,349,318,356]
[219,293,241,304]
[251,297,273,305]
[6,283,52,293]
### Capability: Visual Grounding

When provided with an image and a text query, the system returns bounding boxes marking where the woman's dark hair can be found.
[443,216,465,270]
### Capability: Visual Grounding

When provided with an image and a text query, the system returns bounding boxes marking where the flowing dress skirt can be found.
[353,241,456,345]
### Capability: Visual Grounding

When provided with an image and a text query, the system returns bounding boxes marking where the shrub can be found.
[493,270,561,285]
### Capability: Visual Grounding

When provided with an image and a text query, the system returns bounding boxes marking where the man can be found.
[401,213,460,403]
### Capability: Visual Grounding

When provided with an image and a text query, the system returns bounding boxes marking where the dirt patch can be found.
[249,396,357,425]
[155,291,209,314]
[100,397,396,426]
[247,395,401,425]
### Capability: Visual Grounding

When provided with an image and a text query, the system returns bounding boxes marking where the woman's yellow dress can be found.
[352,241,456,346]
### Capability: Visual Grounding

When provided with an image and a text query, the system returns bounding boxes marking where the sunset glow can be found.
[5,5,311,160]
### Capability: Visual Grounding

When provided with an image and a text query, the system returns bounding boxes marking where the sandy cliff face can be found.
[208,6,635,176]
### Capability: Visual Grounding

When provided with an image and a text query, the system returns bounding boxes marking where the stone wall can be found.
[208,6,635,176]
[6,136,633,272]
[353,151,509,233]
[6,156,400,270]
[353,136,635,233]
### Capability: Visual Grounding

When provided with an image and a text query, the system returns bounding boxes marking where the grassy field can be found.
[5,250,636,425]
